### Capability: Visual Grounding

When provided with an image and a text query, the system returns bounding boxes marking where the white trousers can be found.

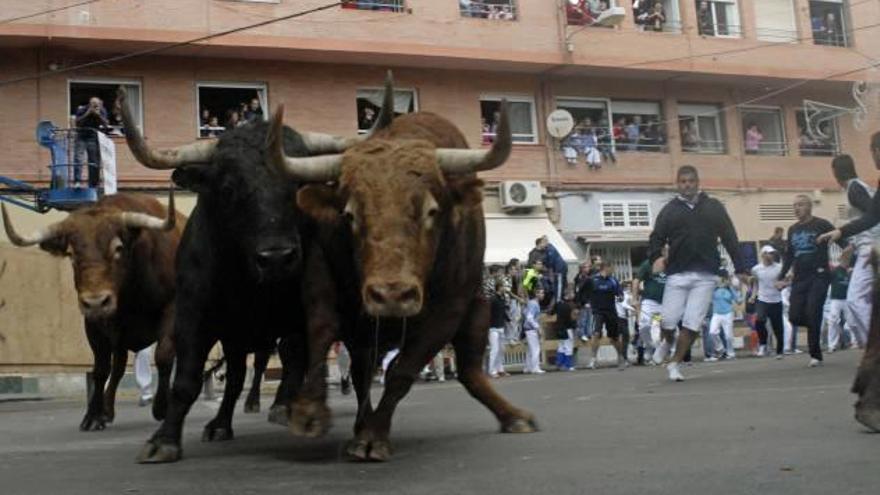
[638,298,663,351]
[782,290,794,352]
[709,312,736,357]
[524,330,543,372]
[134,345,153,399]
[846,246,874,347]
[336,344,350,379]
[488,327,506,375]
[826,298,855,350]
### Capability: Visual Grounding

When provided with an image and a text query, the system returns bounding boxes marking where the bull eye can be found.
[109,238,124,260]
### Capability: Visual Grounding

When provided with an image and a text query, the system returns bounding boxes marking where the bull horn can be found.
[436,99,512,174]
[266,104,356,154]
[368,70,396,135]
[118,188,177,231]
[1,203,65,246]
[268,105,344,182]
[117,86,216,170]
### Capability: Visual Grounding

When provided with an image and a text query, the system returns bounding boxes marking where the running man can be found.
[583,261,627,370]
[750,245,784,358]
[648,165,748,382]
[632,246,668,365]
[777,195,835,367]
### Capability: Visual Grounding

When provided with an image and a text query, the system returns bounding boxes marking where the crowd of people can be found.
[633,1,667,32]
[566,0,615,27]
[199,97,264,138]
[459,1,516,20]
[561,117,666,169]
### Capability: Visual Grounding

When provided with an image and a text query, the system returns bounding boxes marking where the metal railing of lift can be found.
[460,1,518,20]
[340,0,405,12]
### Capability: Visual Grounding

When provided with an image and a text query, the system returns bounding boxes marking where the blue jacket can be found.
[712,286,740,315]
[544,244,568,274]
[523,299,542,331]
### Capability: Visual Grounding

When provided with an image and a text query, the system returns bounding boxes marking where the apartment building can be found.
[1,0,879,368]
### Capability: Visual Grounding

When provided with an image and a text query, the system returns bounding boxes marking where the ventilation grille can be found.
[758,204,796,222]
[837,204,850,221]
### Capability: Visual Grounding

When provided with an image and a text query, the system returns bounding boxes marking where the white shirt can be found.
[751,262,782,304]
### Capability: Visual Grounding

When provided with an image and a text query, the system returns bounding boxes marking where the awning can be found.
[484,214,579,264]
[575,230,651,244]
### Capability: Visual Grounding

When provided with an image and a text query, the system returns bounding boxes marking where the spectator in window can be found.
[360,107,377,131]
[225,109,242,130]
[745,122,764,154]
[243,98,263,123]
[201,116,222,138]
[641,120,661,151]
[582,119,602,170]
[697,1,714,36]
[645,2,666,32]
[612,117,626,146]
[499,5,515,20]
[681,120,700,150]
[822,12,840,45]
[74,96,109,188]
[200,108,211,127]
[481,117,494,145]
[488,110,502,139]
[596,117,617,164]
[625,116,642,151]
[562,125,587,165]
[567,0,592,25]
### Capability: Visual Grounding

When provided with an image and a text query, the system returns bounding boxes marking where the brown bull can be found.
[2,192,182,430]
[270,73,537,461]
[853,250,880,432]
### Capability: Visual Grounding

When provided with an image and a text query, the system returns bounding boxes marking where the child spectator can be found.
[555,289,577,371]
[745,122,764,154]
[488,281,510,378]
[625,116,642,151]
[709,270,741,360]
[523,288,546,374]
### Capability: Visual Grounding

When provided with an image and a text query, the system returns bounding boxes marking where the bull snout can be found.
[78,290,116,319]
[363,278,423,317]
[255,245,301,277]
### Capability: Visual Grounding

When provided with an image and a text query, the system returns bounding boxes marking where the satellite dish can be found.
[596,6,626,27]
[547,109,575,139]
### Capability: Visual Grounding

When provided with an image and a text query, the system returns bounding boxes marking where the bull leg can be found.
[136,320,215,463]
[102,347,129,424]
[81,324,112,432]
[203,348,246,441]
[451,298,537,434]
[348,344,376,435]
[288,246,338,438]
[152,305,175,422]
[268,335,307,426]
[347,332,449,462]
[244,349,270,413]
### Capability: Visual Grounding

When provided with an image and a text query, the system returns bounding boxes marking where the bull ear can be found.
[297,184,342,224]
[39,235,70,257]
[449,177,484,208]
[171,165,215,193]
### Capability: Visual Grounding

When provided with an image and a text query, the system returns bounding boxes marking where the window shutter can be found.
[755,0,798,42]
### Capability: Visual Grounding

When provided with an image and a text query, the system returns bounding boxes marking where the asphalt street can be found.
[1,351,877,495]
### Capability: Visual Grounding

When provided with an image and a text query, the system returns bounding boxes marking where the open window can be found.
[356,88,417,134]
[610,100,666,152]
[481,95,538,144]
[557,97,612,142]
[695,0,741,37]
[460,1,518,20]
[678,103,726,154]
[740,106,786,156]
[810,0,849,47]
[633,0,682,33]
[566,1,621,28]
[196,83,267,138]
[69,79,142,137]
[341,0,405,12]
[796,110,839,156]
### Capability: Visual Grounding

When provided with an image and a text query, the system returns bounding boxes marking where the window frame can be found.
[808,0,850,47]
[600,200,653,230]
[698,0,742,38]
[678,102,726,154]
[556,96,615,150]
[609,99,666,153]
[68,78,143,134]
[355,86,419,135]
[195,81,268,139]
[739,105,788,157]
[795,108,840,157]
[634,0,683,34]
[459,0,519,20]
[480,93,539,145]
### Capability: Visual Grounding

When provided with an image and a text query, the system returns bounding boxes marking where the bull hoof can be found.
[202,420,234,442]
[136,439,182,464]
[288,399,332,438]
[855,404,880,433]
[346,434,393,462]
[500,412,539,434]
[244,401,260,414]
[79,413,108,432]
[268,404,289,426]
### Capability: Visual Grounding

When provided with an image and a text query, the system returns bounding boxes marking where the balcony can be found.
[340,0,405,12]
[460,0,518,20]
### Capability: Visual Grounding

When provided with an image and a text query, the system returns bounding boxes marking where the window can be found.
[557,97,612,141]
[740,106,786,156]
[754,0,797,42]
[796,110,839,157]
[610,100,666,152]
[601,201,652,229]
[69,79,142,137]
[810,0,849,47]
[695,0,741,37]
[633,0,682,33]
[566,0,619,28]
[196,83,267,138]
[460,1,517,20]
[480,95,538,144]
[356,88,417,134]
[341,0,405,12]
[678,103,725,154]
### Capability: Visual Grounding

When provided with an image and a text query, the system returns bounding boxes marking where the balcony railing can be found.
[460,0,518,20]
[340,0,405,12]
[812,29,849,47]
[682,140,726,154]
[744,141,788,156]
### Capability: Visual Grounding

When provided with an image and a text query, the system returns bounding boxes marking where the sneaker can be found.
[587,358,597,370]
[808,358,822,368]
[653,342,670,365]
[725,353,736,360]
[579,335,589,343]
[756,345,767,357]
[705,356,719,363]
[489,372,499,378]
[567,367,576,372]
[667,362,685,382]
[794,349,804,354]
[827,347,836,353]
[138,395,153,407]
[775,354,784,360]
[533,369,546,375]
[340,376,352,395]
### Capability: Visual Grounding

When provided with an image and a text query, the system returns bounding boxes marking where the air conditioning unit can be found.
[499,181,543,210]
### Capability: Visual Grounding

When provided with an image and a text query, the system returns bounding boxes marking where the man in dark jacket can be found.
[648,165,748,382]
